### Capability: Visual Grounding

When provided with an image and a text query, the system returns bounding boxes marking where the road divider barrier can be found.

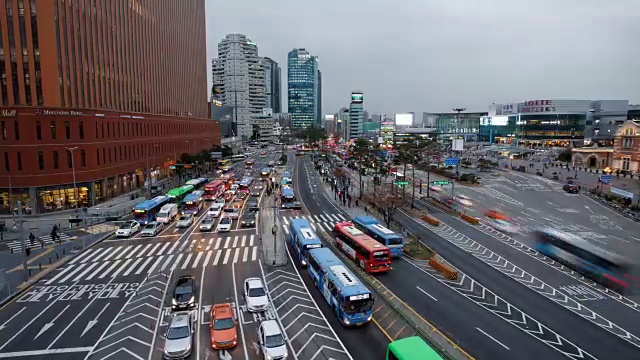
[429,255,459,280]
[460,213,479,225]
[421,214,441,226]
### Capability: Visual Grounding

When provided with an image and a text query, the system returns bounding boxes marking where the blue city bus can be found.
[133,195,170,224]
[288,218,323,267]
[306,247,374,326]
[182,190,205,215]
[280,185,301,209]
[352,216,404,258]
[185,178,208,190]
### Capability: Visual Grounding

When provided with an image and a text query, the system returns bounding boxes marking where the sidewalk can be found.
[0,230,112,300]
[260,170,288,266]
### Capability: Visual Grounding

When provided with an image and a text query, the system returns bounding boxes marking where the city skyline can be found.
[207,0,640,116]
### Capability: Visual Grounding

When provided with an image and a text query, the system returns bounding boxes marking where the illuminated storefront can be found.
[480,100,590,147]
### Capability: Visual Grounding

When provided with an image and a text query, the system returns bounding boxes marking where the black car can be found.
[247,200,260,212]
[250,186,263,197]
[241,213,256,228]
[563,184,580,194]
[172,276,196,310]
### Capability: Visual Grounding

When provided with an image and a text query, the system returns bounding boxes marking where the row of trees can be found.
[294,125,328,147]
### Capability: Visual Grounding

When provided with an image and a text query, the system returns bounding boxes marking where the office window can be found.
[102,148,106,164]
[36,120,42,140]
[79,121,84,139]
[13,120,19,140]
[96,149,100,165]
[50,121,57,139]
[38,151,44,170]
[53,150,59,169]
[17,152,22,170]
[80,150,86,167]
[3,152,8,171]
[1,121,5,140]
[66,150,72,168]
[94,121,98,138]
[65,121,70,139]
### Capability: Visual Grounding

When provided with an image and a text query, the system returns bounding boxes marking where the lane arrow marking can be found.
[219,349,233,360]
[0,308,26,332]
[81,303,110,337]
[35,305,70,339]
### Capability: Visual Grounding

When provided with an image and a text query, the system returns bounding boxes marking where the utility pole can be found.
[18,201,27,280]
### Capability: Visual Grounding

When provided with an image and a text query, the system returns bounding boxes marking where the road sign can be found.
[431,180,450,185]
[599,175,612,183]
[394,181,409,186]
[444,158,460,166]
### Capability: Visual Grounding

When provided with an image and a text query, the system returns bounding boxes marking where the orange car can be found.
[210,303,238,349]
[485,209,509,221]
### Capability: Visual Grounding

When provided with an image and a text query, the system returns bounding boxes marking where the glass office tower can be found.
[288,49,319,129]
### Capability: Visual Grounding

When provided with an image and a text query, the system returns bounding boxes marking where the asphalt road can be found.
[296,157,564,359]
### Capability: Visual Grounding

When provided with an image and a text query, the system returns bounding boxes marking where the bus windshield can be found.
[342,296,373,315]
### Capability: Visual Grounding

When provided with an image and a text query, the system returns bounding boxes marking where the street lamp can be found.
[65,147,79,209]
[147,144,159,198]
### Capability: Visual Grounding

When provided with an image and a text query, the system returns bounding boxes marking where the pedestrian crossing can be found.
[6,233,73,253]
[280,213,348,235]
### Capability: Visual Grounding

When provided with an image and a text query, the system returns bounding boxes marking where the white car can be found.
[216,217,233,232]
[208,204,223,218]
[176,214,194,228]
[116,220,140,237]
[244,277,268,312]
[454,195,474,208]
[199,217,215,232]
[228,185,239,194]
[258,320,288,360]
[141,221,164,237]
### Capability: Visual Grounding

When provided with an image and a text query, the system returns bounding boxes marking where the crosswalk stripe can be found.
[313,215,321,222]
[232,248,240,263]
[147,256,164,274]
[213,250,222,265]
[282,217,289,225]
[91,247,113,262]
[123,258,143,276]
[135,257,153,275]
[59,263,88,283]
[167,240,180,254]
[214,238,222,249]
[223,237,231,249]
[249,235,254,246]
[101,246,122,262]
[157,242,171,256]
[252,246,258,261]
[147,243,162,257]
[222,249,231,264]
[68,249,93,265]
[160,255,174,272]
[126,245,143,259]
[111,259,131,278]
[99,261,121,279]
[318,214,328,221]
[181,254,192,269]
[232,236,238,248]
[86,262,111,280]
[178,239,190,252]
[206,238,213,251]
[81,248,105,263]
[171,254,183,271]
[242,247,249,262]
[336,214,347,220]
[283,226,290,235]
[310,223,317,231]
[241,235,246,247]
[203,251,212,266]
[137,243,153,257]
[45,265,77,284]
[192,253,203,268]
[112,246,131,260]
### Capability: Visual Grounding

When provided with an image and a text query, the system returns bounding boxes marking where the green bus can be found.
[386,337,444,360]
[166,185,194,205]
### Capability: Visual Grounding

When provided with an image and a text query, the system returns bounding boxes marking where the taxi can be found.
[210,303,238,349]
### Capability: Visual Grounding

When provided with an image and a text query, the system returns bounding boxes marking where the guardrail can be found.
[316,227,470,360]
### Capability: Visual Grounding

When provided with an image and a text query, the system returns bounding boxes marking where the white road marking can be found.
[476,327,510,350]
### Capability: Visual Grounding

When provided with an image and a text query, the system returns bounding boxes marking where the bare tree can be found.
[364,184,404,228]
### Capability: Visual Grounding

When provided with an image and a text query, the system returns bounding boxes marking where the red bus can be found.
[203,180,228,201]
[333,221,392,273]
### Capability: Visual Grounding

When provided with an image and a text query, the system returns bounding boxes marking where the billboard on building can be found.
[395,113,414,126]
[480,116,509,126]
[351,93,364,103]
[324,114,335,121]
[452,138,464,151]
[501,103,518,114]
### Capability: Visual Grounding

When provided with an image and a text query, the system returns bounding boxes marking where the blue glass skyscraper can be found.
[288,49,319,129]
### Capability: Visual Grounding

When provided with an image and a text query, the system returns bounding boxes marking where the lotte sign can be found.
[521,100,556,113]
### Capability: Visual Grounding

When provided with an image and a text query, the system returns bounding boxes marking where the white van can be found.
[156,204,179,224]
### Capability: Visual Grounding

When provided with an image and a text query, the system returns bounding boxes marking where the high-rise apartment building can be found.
[0,0,218,215]
[212,34,266,138]
[288,48,319,129]
[262,57,281,114]
[348,92,364,139]
[317,70,322,126]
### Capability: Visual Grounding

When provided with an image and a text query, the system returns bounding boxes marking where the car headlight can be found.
[189,296,195,304]
[172,299,177,305]
[343,317,350,325]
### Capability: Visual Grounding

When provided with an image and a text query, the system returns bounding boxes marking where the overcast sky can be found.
[206,0,640,116]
